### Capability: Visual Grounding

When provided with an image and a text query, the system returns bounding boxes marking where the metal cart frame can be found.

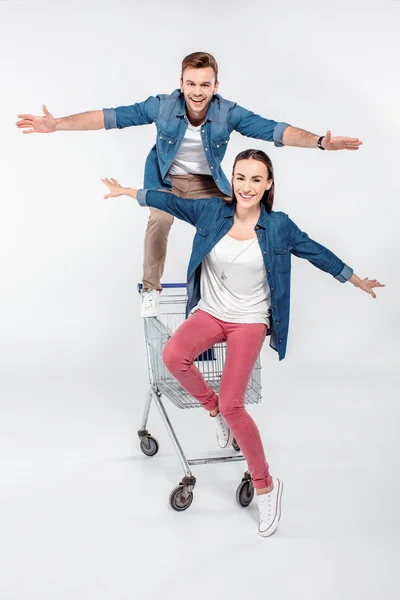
[137,284,262,511]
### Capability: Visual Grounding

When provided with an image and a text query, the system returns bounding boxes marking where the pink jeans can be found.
[162,309,272,490]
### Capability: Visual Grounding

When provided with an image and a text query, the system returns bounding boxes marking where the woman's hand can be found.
[349,274,385,298]
[101,178,137,199]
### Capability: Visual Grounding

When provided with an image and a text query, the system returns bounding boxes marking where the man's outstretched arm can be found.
[229,105,362,151]
[16,97,159,134]
[282,127,362,151]
[16,105,104,133]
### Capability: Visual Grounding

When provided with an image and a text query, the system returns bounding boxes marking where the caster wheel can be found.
[236,479,254,507]
[140,436,159,457]
[169,485,194,512]
[232,438,240,452]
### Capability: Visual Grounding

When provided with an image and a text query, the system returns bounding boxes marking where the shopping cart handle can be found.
[137,283,187,293]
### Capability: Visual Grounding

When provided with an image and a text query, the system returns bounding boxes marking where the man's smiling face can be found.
[180,66,219,124]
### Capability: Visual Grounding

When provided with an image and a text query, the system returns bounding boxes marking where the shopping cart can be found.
[137,283,263,511]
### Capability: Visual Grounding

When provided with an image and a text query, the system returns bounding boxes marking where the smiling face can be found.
[232,158,273,212]
[180,66,219,124]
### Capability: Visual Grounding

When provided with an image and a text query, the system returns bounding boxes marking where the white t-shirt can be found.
[194,234,271,326]
[169,122,212,176]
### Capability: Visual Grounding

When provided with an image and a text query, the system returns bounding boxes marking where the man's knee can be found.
[147,209,174,232]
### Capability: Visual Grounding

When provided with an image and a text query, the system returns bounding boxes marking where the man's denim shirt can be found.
[103,90,290,197]
[136,190,353,361]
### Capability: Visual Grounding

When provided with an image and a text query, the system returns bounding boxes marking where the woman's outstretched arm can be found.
[101,178,212,226]
[289,218,384,298]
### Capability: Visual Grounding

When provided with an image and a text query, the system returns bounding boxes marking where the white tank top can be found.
[195,234,271,325]
[169,122,212,176]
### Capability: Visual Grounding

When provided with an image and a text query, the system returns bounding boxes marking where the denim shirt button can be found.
[276,322,279,325]
[267,269,271,273]
[205,148,208,151]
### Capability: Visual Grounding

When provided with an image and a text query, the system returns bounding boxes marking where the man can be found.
[16,51,362,318]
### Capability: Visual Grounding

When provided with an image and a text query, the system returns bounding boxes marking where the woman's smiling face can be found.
[232,159,273,211]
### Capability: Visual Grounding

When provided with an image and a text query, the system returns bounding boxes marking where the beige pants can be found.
[142,174,230,290]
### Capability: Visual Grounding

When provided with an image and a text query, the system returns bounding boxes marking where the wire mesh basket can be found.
[142,285,262,409]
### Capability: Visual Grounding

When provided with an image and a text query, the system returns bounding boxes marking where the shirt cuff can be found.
[273,122,291,147]
[102,108,117,130]
[335,264,353,283]
[136,189,149,207]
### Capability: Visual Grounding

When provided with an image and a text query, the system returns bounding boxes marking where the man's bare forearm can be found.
[282,126,320,148]
[55,110,105,131]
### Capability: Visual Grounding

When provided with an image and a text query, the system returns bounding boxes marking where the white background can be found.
[1,1,399,599]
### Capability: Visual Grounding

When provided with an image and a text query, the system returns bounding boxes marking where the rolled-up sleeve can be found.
[335,264,353,283]
[102,96,160,130]
[136,189,149,207]
[273,122,291,147]
[229,104,291,146]
[103,108,117,130]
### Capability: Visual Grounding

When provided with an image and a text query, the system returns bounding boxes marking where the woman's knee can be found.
[163,339,189,373]
[219,401,244,422]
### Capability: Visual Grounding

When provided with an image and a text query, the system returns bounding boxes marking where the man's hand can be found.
[349,274,385,298]
[16,105,56,134]
[321,130,362,151]
[282,126,363,150]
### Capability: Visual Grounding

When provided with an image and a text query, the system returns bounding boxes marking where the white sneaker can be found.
[213,412,234,449]
[141,289,160,318]
[257,477,283,537]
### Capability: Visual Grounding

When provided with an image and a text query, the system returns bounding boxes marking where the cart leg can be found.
[153,390,196,486]
[137,388,160,455]
[138,388,154,437]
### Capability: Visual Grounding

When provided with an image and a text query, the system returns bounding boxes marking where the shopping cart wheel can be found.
[169,484,194,512]
[140,436,159,457]
[236,477,254,507]
[232,438,240,452]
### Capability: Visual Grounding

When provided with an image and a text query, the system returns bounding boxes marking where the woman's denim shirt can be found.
[136,190,353,360]
[103,90,290,197]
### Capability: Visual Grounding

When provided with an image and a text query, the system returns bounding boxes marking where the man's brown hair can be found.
[181,52,218,81]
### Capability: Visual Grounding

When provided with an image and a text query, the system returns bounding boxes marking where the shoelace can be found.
[215,413,228,439]
[258,494,273,522]
[143,291,156,307]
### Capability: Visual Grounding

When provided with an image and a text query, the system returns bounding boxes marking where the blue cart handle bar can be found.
[137,283,187,293]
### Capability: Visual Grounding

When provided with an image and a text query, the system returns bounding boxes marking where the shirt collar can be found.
[222,200,270,229]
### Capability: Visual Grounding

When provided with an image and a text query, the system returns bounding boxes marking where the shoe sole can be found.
[258,478,283,538]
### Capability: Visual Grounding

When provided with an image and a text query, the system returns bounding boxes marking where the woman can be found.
[101,149,384,537]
